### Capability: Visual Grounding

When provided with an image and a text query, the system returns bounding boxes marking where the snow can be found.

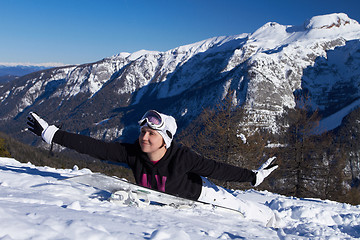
[127,50,161,61]
[95,118,111,126]
[249,13,360,52]
[317,98,360,133]
[0,157,359,239]
[0,90,10,103]
[304,13,357,30]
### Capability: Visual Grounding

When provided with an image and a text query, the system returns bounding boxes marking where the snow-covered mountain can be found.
[1,13,360,143]
[1,157,359,239]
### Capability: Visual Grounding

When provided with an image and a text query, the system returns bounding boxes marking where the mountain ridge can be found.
[0,63,65,79]
[0,13,359,144]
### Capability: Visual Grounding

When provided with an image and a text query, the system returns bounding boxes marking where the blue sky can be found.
[1,0,360,65]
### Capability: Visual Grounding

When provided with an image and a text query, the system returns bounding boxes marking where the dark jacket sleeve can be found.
[52,130,129,164]
[183,147,256,183]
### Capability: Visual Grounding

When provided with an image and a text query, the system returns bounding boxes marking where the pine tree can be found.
[334,107,360,204]
[337,108,360,187]
[279,95,329,198]
[323,145,347,201]
[178,91,270,189]
[179,92,242,163]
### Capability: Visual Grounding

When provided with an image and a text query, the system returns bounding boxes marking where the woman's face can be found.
[139,127,165,154]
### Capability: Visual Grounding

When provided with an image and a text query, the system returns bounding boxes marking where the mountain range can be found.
[0,63,62,81]
[1,13,360,145]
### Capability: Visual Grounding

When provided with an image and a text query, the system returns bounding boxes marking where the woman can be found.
[27,110,277,212]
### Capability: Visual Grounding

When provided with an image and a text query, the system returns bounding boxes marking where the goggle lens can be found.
[139,110,164,129]
[145,113,162,125]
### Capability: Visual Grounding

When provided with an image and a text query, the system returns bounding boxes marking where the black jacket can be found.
[53,130,256,200]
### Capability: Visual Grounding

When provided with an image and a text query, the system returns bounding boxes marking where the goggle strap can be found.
[166,130,173,139]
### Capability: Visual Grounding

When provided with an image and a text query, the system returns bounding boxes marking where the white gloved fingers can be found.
[253,157,279,187]
[30,112,49,131]
[27,112,50,137]
[258,156,277,171]
[265,164,279,176]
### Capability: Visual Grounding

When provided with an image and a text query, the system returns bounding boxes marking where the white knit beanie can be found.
[140,111,177,148]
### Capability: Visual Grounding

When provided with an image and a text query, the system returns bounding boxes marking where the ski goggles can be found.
[138,110,165,130]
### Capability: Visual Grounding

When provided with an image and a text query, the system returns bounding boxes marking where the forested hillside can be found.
[178,94,360,205]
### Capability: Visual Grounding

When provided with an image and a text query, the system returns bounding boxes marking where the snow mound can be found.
[0,157,360,239]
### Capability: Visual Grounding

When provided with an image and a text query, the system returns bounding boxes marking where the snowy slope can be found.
[0,157,359,239]
[318,98,360,133]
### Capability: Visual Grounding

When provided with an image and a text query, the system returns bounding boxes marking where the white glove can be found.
[27,112,59,144]
[252,157,278,187]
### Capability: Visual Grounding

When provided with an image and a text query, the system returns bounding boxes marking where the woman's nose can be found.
[141,132,149,140]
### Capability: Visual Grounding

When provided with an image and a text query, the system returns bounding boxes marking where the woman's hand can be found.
[252,157,278,187]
